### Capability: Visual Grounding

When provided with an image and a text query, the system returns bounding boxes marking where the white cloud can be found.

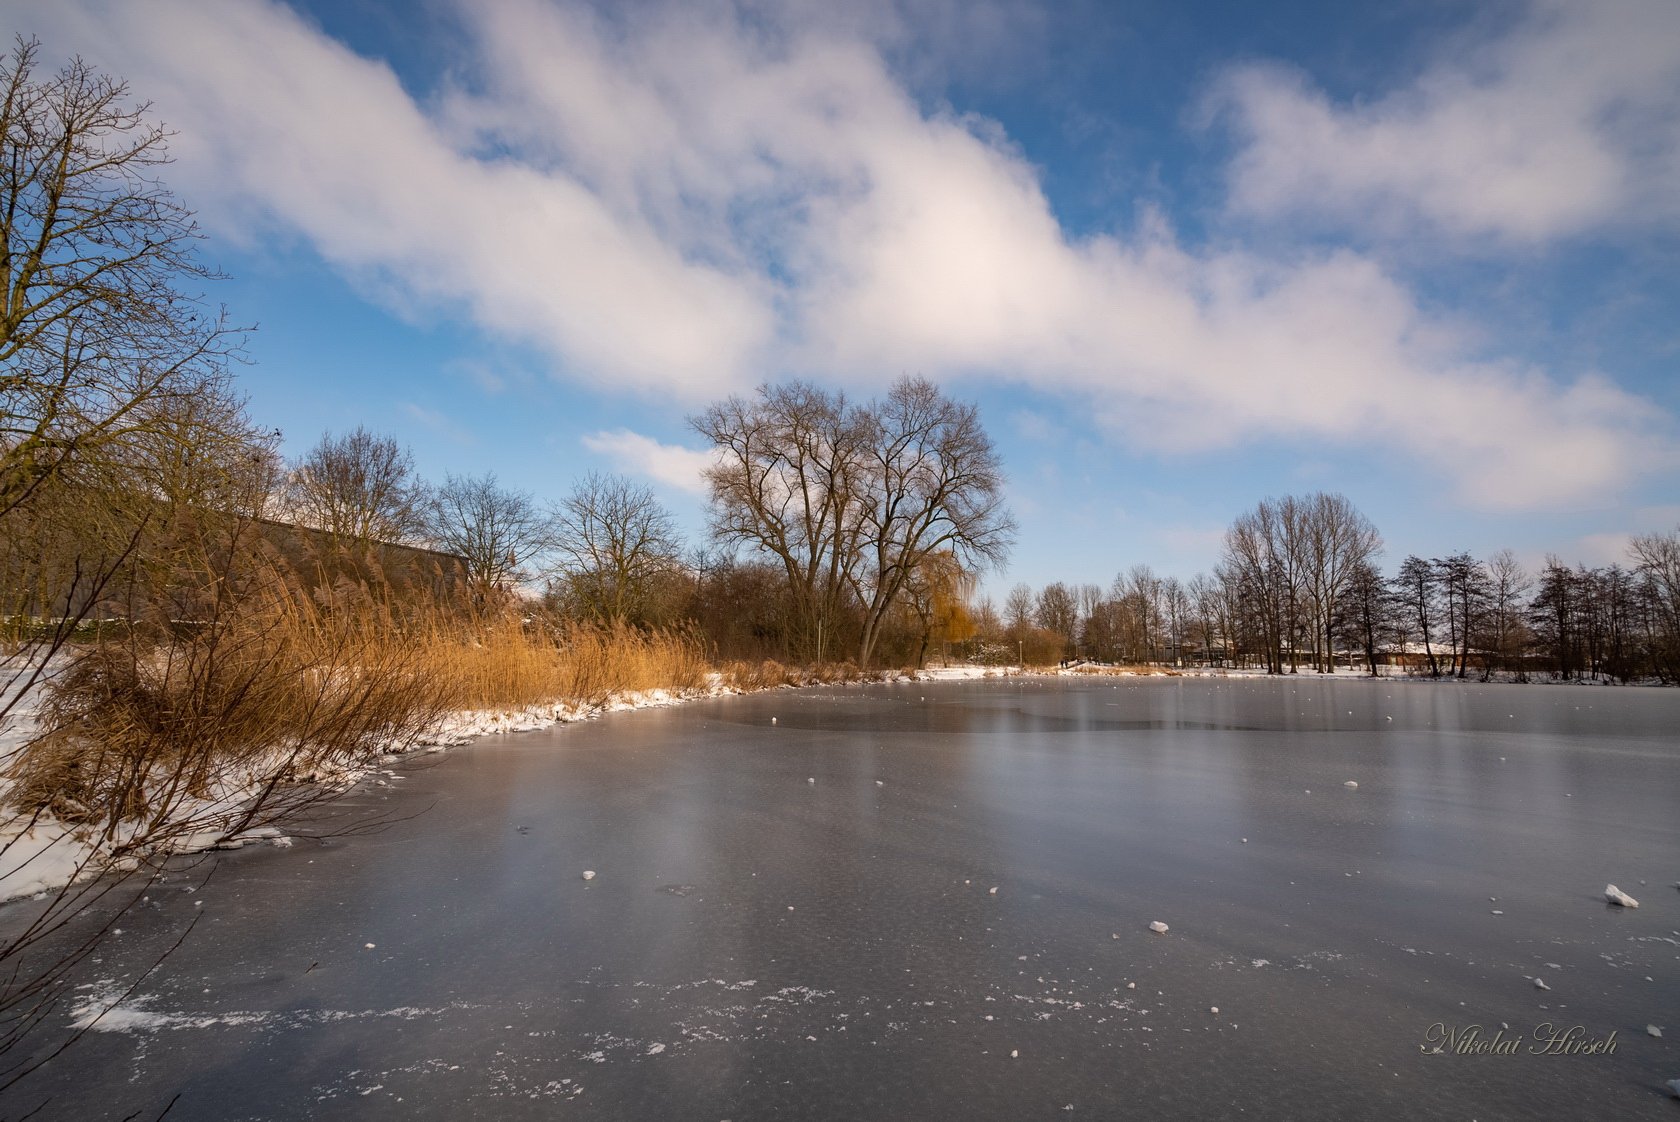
[26,0,772,399]
[1209,0,1680,242]
[580,429,718,495]
[18,0,1676,511]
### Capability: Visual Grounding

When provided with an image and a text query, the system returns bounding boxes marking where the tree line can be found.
[968,493,1680,684]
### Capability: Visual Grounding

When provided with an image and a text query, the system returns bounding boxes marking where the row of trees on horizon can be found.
[975,494,1680,684]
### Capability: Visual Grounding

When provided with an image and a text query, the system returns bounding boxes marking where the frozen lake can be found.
[2,675,1678,1119]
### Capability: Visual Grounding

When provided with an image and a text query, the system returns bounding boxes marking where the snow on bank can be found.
[916,665,1006,681]
[0,681,700,904]
[0,663,941,903]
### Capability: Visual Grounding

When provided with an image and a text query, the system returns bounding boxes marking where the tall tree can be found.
[1529,556,1579,680]
[1222,505,1285,673]
[0,38,243,520]
[1161,577,1190,667]
[1034,581,1078,661]
[1629,527,1680,682]
[848,378,1013,668]
[428,473,550,596]
[693,382,866,661]
[1303,493,1382,673]
[1433,552,1490,678]
[1003,582,1036,635]
[1481,549,1531,679]
[1336,558,1394,677]
[285,427,428,548]
[549,472,682,626]
[1394,556,1442,677]
[694,377,1011,667]
[904,550,975,668]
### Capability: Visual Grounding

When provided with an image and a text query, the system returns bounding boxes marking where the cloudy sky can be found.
[13,0,1679,594]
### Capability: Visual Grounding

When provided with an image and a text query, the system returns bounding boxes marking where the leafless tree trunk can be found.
[548,472,682,627]
[1304,493,1382,673]
[845,378,1013,669]
[695,378,1011,668]
[0,38,243,522]
[693,382,866,662]
[284,427,429,548]
[429,472,549,597]
[1223,505,1285,674]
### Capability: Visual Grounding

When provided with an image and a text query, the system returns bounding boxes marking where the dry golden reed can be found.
[417,613,710,710]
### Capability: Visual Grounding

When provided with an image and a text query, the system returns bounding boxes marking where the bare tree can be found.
[1630,527,1680,682]
[694,377,1011,667]
[1336,557,1394,677]
[1222,509,1285,673]
[128,390,281,518]
[1116,565,1162,663]
[549,472,683,626]
[1186,572,1221,666]
[1161,577,1189,667]
[1004,582,1035,634]
[1394,555,1442,677]
[1480,549,1531,680]
[1303,493,1382,673]
[285,427,428,547]
[428,473,549,596]
[0,39,242,521]
[1034,581,1078,661]
[1433,552,1490,678]
[693,382,866,661]
[848,378,1012,667]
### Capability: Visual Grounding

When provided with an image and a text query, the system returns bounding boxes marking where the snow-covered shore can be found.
[0,663,966,904]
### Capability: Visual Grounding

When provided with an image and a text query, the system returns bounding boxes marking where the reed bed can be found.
[4,577,710,838]
[417,614,710,710]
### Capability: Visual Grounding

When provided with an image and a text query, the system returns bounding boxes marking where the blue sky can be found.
[13,0,1679,599]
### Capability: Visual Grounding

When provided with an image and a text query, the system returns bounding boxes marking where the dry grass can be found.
[3,569,711,843]
[7,570,450,842]
[418,614,709,710]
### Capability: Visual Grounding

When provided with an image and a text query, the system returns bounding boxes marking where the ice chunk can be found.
[1605,884,1639,907]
